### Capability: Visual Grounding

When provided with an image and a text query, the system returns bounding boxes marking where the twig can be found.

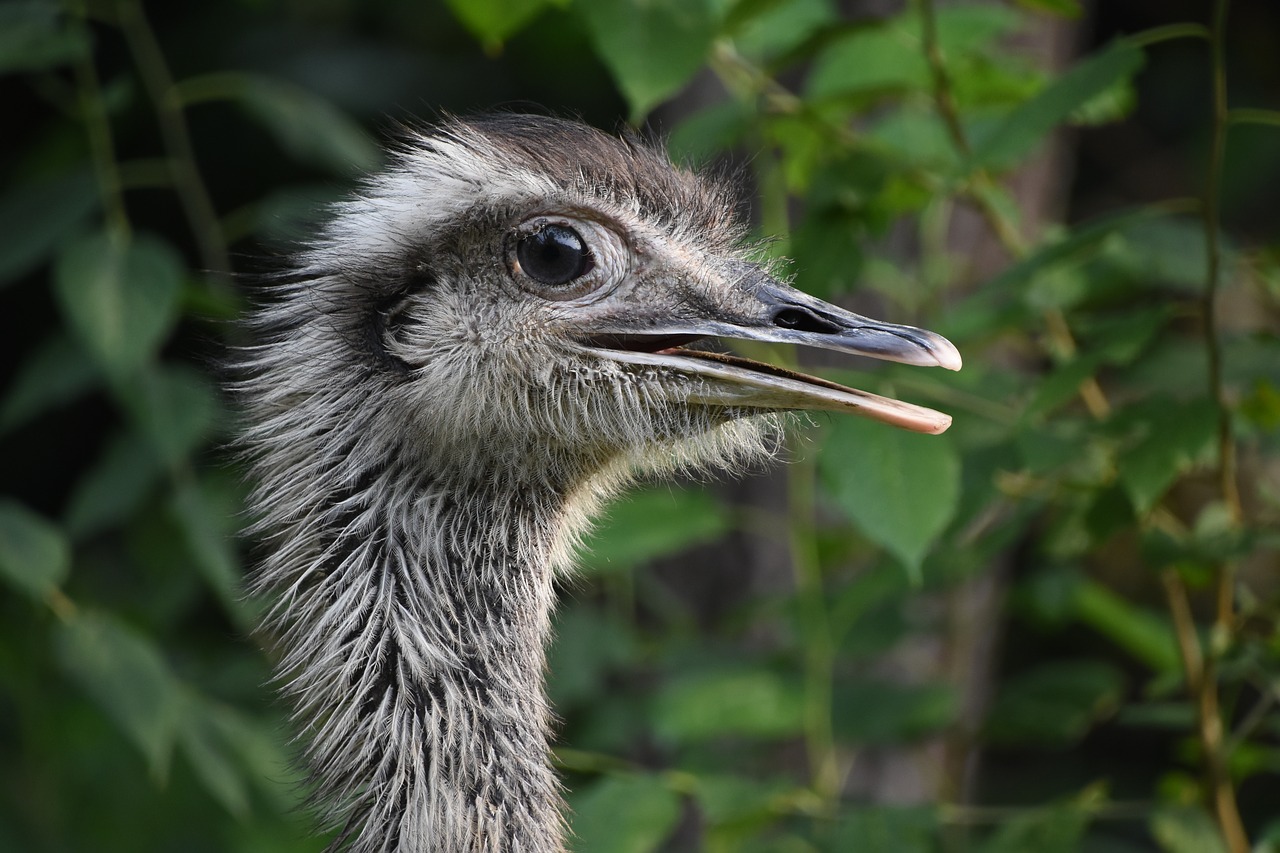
[919,0,970,160]
[70,7,130,238]
[921,6,1248,847]
[1227,107,1280,128]
[917,0,1110,420]
[1196,3,1250,850]
[755,143,842,813]
[1203,3,1243,531]
[113,0,232,287]
[786,447,841,812]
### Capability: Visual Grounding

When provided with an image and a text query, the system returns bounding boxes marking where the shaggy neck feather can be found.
[263,459,573,853]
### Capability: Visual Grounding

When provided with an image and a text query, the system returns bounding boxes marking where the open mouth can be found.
[580,332,956,435]
[586,333,872,393]
[581,333,705,354]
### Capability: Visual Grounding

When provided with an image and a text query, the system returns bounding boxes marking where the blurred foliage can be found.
[2,0,1279,851]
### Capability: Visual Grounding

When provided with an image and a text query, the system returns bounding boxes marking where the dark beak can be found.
[579,267,961,435]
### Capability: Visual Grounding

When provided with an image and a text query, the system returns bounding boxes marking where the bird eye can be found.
[516,224,593,286]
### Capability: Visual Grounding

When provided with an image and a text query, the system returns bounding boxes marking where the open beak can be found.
[579,267,961,435]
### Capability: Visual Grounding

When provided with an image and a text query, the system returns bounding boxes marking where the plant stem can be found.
[1227,107,1280,128]
[921,8,1248,845]
[919,0,970,160]
[1203,2,1242,532]
[114,0,232,287]
[786,449,840,812]
[1126,23,1212,47]
[70,9,130,238]
[918,0,1109,420]
[1196,4,1249,851]
[751,141,842,814]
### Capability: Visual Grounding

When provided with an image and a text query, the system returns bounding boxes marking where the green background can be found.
[1,0,1278,851]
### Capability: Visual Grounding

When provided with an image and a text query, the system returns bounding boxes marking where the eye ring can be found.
[515,224,594,286]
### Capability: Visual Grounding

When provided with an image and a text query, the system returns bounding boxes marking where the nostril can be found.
[774,308,804,329]
[773,306,841,335]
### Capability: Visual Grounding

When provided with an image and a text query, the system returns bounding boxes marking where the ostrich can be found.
[239,113,960,853]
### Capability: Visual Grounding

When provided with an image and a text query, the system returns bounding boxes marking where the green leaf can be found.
[1256,819,1280,852]
[1015,420,1089,476]
[1239,379,1280,430]
[667,99,753,167]
[979,801,1093,853]
[765,112,831,193]
[52,231,184,382]
[1073,579,1180,673]
[832,678,955,743]
[119,364,220,468]
[927,3,1025,56]
[830,563,910,639]
[204,705,310,812]
[984,660,1124,746]
[1025,352,1105,419]
[654,670,805,744]
[807,4,1021,100]
[1116,701,1194,731]
[64,430,164,539]
[984,205,1167,298]
[0,499,70,600]
[0,170,97,287]
[1110,217,1211,292]
[837,596,910,659]
[0,1,90,74]
[1140,503,1253,572]
[1013,0,1083,18]
[791,210,866,298]
[569,774,682,853]
[806,19,929,100]
[789,151,895,296]
[1081,307,1174,366]
[821,415,960,580]
[951,53,1045,110]
[576,0,721,120]
[235,75,381,175]
[728,0,834,61]
[578,487,730,574]
[1115,398,1219,514]
[443,0,556,49]
[177,694,250,816]
[1069,74,1136,125]
[245,184,348,246]
[866,107,960,172]
[170,477,249,626]
[56,610,181,780]
[0,334,97,434]
[973,39,1145,170]
[834,807,938,853]
[547,603,635,709]
[693,774,796,826]
[1150,806,1230,853]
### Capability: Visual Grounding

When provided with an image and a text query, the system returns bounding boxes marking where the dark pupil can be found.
[518,225,590,285]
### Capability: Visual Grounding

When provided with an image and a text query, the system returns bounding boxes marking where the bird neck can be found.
[270,466,573,852]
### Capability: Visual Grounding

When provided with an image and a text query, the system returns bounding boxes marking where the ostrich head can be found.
[241,114,959,852]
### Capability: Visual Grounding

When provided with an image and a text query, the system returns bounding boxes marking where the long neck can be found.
[263,465,570,853]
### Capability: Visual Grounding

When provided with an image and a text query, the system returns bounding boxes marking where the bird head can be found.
[275,114,959,485]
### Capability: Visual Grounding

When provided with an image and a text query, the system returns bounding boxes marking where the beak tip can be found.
[931,337,963,372]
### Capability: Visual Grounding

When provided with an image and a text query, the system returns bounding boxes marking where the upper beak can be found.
[578,266,961,435]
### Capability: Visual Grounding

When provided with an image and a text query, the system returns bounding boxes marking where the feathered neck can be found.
[256,457,574,852]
